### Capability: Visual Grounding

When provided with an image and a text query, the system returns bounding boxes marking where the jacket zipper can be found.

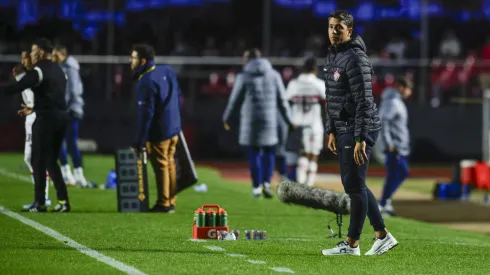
[324,51,337,132]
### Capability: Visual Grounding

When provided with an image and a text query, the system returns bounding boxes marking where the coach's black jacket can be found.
[323,35,381,142]
[0,59,67,113]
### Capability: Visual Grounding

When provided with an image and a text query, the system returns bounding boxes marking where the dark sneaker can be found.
[150,204,175,213]
[21,204,47,213]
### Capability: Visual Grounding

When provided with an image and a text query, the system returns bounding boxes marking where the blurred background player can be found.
[378,77,413,216]
[275,112,289,181]
[52,45,89,187]
[285,57,326,186]
[223,48,294,198]
[14,50,51,209]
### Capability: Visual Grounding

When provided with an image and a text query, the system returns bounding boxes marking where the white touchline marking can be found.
[270,267,295,273]
[0,205,147,275]
[194,240,294,273]
[225,253,247,257]
[204,246,225,251]
[0,168,32,183]
[189,238,207,242]
[247,260,266,264]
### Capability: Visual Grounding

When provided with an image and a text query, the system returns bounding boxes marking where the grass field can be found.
[1,153,490,275]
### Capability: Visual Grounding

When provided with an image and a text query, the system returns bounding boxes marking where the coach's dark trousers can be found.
[31,111,69,205]
[337,131,386,241]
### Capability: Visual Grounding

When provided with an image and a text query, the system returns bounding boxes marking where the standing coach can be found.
[0,38,70,212]
[320,10,398,256]
[130,44,182,213]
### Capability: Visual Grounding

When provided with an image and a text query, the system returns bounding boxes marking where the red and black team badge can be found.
[333,69,340,82]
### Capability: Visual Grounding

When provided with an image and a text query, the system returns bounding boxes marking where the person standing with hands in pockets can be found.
[321,10,398,256]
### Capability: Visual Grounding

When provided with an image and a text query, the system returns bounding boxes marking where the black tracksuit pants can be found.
[31,111,69,205]
[337,131,385,241]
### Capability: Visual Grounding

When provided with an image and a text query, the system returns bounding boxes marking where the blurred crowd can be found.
[1,10,490,104]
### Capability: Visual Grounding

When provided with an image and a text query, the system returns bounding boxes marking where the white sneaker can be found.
[364,232,398,255]
[74,167,88,187]
[382,203,396,217]
[22,198,51,210]
[262,182,273,198]
[252,186,262,198]
[61,165,76,186]
[322,241,361,256]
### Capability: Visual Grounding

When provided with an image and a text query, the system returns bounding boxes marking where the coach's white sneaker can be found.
[365,232,398,255]
[322,241,360,256]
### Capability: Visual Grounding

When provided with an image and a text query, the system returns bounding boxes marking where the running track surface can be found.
[199,161,453,181]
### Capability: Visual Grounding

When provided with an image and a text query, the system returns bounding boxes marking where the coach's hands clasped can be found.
[17,104,33,117]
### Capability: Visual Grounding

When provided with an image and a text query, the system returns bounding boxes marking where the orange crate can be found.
[192,204,229,239]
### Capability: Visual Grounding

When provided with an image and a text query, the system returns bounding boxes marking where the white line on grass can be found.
[189,238,207,242]
[247,260,267,264]
[0,205,147,275]
[226,253,247,257]
[270,267,295,273]
[191,240,294,273]
[0,168,32,183]
[204,245,225,251]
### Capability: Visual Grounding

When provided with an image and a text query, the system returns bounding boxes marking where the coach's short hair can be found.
[396,76,413,89]
[132,44,155,61]
[33,38,54,53]
[302,56,317,73]
[328,10,354,28]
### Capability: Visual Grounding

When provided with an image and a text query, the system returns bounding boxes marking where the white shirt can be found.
[15,72,35,108]
[286,73,326,132]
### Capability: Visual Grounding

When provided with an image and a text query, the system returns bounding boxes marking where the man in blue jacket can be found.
[130,44,182,213]
[378,77,412,216]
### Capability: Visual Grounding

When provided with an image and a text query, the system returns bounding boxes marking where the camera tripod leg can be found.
[336,214,343,238]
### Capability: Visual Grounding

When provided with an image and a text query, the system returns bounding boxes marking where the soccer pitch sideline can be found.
[0,153,489,275]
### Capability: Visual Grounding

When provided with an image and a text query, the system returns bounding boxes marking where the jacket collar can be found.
[328,38,352,53]
[133,60,156,81]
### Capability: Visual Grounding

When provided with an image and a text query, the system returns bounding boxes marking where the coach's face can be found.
[21,51,32,70]
[52,50,63,64]
[328,17,352,46]
[130,51,143,71]
[30,44,42,65]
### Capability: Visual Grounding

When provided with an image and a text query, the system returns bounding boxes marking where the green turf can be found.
[0,153,489,275]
